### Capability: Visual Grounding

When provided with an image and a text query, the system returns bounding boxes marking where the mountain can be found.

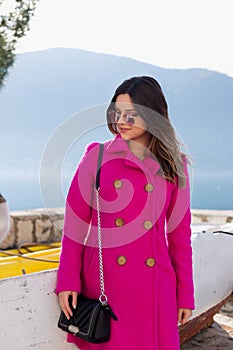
[0,48,233,210]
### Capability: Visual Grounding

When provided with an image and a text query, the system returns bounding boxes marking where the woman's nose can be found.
[117,113,126,124]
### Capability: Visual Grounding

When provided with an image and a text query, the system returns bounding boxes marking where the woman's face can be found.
[114,94,149,145]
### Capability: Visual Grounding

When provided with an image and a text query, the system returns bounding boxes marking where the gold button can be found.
[144,183,154,192]
[145,257,156,267]
[117,256,127,265]
[115,218,124,227]
[113,179,122,189]
[144,220,153,230]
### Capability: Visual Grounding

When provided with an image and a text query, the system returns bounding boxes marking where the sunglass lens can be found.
[109,110,120,123]
[108,110,115,123]
[125,115,135,125]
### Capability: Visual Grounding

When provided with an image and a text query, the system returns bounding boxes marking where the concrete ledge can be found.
[0,207,64,249]
[191,209,233,225]
[0,208,232,249]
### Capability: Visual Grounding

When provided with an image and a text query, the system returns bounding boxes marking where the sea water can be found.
[1,170,233,211]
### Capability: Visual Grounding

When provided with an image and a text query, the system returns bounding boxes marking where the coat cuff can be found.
[177,286,195,310]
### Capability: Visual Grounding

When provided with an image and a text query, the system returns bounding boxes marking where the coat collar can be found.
[105,135,161,175]
[106,134,129,154]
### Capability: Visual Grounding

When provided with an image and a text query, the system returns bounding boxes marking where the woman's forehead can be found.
[115,94,135,111]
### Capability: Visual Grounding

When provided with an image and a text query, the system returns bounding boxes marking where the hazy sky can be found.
[2,0,233,77]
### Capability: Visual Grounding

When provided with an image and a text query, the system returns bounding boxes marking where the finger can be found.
[63,308,71,320]
[71,291,78,309]
[59,293,73,319]
[182,314,188,324]
[178,309,183,324]
[64,296,73,318]
[182,310,190,324]
[62,302,73,319]
[183,310,192,324]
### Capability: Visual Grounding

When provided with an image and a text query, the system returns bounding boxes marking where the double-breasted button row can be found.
[115,218,153,229]
[113,179,154,193]
[113,179,153,230]
[116,256,156,267]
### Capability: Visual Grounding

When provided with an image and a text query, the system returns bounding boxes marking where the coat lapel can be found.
[106,135,161,175]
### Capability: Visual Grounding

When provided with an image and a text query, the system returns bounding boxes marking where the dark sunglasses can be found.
[108,110,138,125]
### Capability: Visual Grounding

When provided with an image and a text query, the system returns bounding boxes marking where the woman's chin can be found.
[119,133,131,141]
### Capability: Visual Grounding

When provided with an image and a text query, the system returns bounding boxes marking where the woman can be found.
[0,193,10,243]
[56,76,195,349]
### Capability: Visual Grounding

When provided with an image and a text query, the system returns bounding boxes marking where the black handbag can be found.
[58,295,117,343]
[58,144,118,343]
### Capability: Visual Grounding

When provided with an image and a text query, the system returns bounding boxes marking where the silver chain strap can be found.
[95,187,108,305]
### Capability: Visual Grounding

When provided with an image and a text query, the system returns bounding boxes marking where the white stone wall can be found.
[192,209,233,225]
[1,208,233,249]
[0,207,64,249]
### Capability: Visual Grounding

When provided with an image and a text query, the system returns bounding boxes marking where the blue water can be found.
[1,169,232,211]
[191,174,233,209]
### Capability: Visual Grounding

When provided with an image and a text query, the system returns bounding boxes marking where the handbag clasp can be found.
[68,324,80,334]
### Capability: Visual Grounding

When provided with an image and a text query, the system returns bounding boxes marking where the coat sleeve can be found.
[166,160,195,310]
[56,142,99,294]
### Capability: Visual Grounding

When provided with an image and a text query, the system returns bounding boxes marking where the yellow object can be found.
[0,243,61,280]
[145,257,156,267]
[113,179,123,189]
[115,218,124,227]
[117,256,127,266]
[144,183,154,192]
[143,220,153,230]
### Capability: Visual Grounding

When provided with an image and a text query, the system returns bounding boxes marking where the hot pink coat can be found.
[56,135,195,350]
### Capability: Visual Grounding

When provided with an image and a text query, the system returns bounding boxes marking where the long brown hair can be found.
[106,76,189,188]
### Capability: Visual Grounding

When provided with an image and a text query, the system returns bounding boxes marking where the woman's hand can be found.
[58,291,78,320]
[178,308,192,325]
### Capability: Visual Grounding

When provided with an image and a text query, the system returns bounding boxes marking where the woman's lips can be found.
[119,126,131,133]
